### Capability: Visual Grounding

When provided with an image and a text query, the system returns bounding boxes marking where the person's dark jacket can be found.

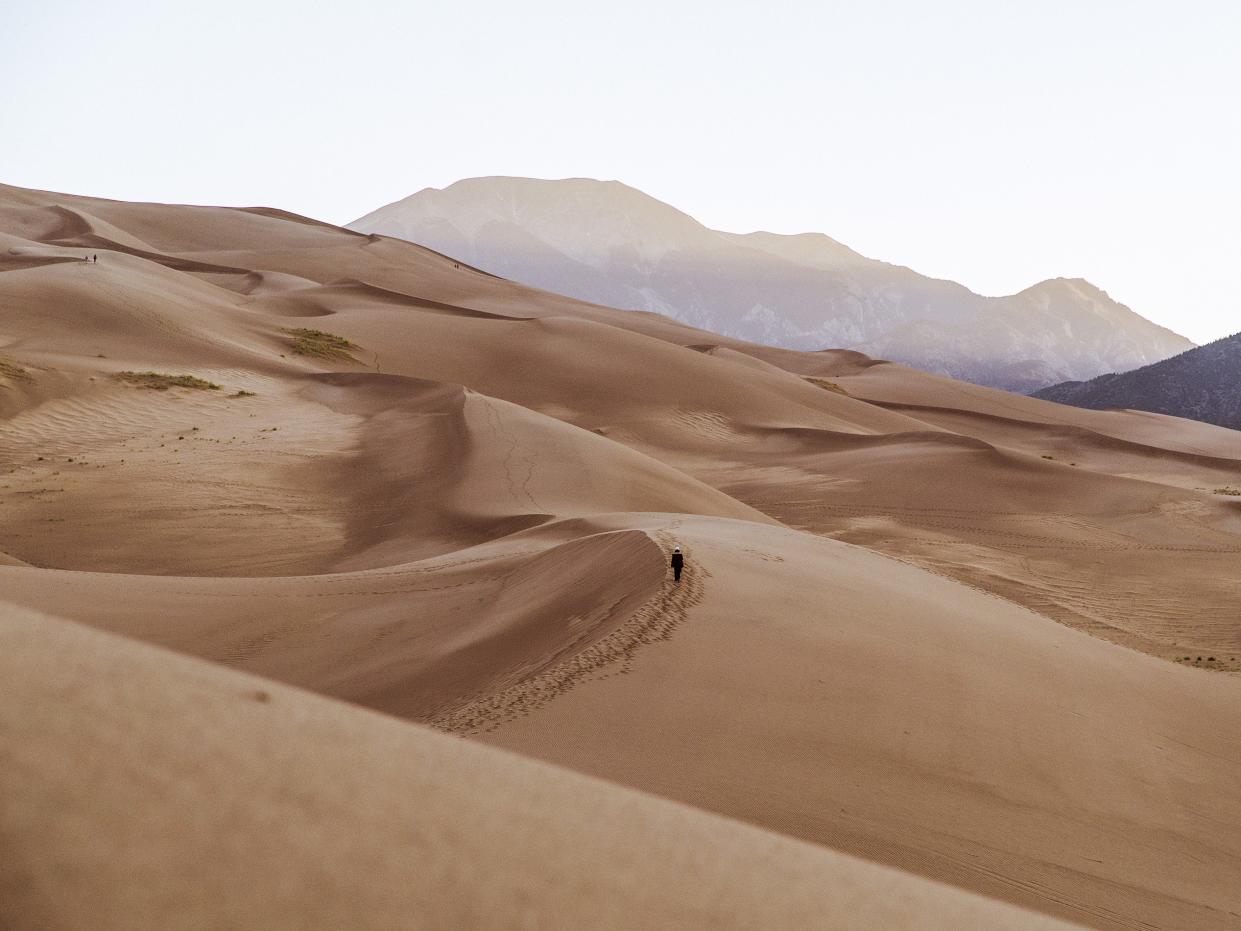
[671,552,684,571]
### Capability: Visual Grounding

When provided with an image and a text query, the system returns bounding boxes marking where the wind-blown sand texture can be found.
[3,182,1240,928]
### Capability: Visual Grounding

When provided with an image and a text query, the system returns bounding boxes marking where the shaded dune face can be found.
[2,181,1241,929]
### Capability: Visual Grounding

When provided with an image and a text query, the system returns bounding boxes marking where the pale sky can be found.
[3,0,1238,343]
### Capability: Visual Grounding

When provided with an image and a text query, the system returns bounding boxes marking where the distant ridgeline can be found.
[1034,333,1241,429]
[350,176,1193,393]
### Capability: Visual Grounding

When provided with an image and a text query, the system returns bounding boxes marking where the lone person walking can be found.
[671,546,684,583]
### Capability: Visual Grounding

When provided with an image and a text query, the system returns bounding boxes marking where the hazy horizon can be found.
[4,0,1238,342]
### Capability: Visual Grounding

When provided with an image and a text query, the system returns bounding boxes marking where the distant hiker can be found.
[93,254,97,263]
[671,546,684,583]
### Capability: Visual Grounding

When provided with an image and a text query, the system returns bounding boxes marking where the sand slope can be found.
[2,606,1075,930]
[4,181,1241,927]
[480,516,1241,929]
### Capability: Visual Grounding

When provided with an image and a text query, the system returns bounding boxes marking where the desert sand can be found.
[3,181,1241,928]
[2,605,1075,930]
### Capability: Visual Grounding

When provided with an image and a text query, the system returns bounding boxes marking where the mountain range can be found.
[349,176,1192,392]
[1035,332,1241,428]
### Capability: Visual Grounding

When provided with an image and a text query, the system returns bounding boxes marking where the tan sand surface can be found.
[3,181,1241,927]
[481,516,1241,929]
[3,606,1075,930]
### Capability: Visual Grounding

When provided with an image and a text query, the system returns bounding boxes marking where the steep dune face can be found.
[3,181,1241,928]
[1,607,1072,931]
[300,371,768,570]
[0,524,669,722]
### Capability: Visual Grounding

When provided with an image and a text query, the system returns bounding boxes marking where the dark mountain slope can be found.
[1034,333,1241,429]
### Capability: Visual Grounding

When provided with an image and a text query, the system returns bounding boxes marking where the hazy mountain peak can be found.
[1018,277,1108,300]
[355,176,716,271]
[350,176,1193,391]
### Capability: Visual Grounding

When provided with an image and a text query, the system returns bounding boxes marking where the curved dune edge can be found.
[0,551,31,567]
[431,529,702,734]
[0,605,1071,930]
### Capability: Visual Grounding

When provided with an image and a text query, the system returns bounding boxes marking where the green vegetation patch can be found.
[115,371,221,391]
[805,376,850,396]
[285,328,358,361]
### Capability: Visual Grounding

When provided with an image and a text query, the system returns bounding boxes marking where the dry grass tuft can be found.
[285,328,358,361]
[115,372,221,391]
[805,376,849,396]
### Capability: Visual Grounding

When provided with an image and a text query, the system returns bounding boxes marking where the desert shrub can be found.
[804,376,850,396]
[115,372,221,391]
[284,328,358,361]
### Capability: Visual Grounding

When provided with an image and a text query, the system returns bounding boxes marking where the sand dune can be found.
[4,181,1241,927]
[9,513,1236,925]
[3,606,1075,930]
[482,516,1241,928]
